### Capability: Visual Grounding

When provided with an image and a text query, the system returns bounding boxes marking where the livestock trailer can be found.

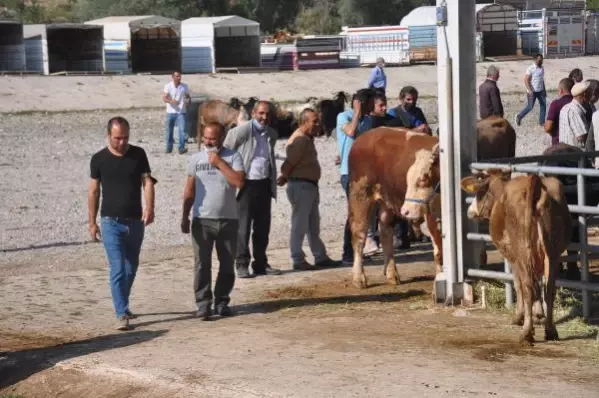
[401,4,516,63]
[0,20,26,72]
[181,16,260,74]
[85,15,181,74]
[339,25,410,66]
[518,8,585,58]
[295,35,343,70]
[476,3,520,58]
[23,23,104,75]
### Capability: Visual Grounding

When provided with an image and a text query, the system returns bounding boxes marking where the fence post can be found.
[577,157,591,320]
[504,259,514,308]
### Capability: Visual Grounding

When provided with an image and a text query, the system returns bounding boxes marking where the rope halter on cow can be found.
[403,180,441,213]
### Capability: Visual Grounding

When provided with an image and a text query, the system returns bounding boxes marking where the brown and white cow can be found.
[347,127,441,289]
[460,170,571,346]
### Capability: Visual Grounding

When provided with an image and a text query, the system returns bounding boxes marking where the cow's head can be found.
[400,143,440,221]
[460,169,511,220]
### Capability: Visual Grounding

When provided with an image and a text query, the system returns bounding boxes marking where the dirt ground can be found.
[2,242,599,398]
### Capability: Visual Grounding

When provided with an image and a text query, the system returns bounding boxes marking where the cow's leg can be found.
[520,271,535,346]
[425,213,443,274]
[349,185,373,289]
[379,219,399,285]
[533,279,546,325]
[544,255,559,341]
[512,271,524,326]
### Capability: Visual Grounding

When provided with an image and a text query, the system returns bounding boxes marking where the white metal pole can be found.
[436,0,478,305]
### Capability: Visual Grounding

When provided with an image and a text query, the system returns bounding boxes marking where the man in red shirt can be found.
[544,78,574,146]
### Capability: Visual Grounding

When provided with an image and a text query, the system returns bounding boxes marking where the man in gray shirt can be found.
[181,122,245,320]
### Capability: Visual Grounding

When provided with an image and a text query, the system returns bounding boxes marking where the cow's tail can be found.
[524,174,542,274]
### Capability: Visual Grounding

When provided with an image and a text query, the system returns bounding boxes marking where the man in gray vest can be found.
[223,100,282,278]
[181,122,246,320]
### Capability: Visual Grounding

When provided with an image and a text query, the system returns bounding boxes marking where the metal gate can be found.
[461,151,599,320]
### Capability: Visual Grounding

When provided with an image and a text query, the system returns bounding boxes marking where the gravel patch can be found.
[0,93,552,267]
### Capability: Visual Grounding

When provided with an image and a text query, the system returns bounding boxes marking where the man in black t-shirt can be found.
[88,116,156,331]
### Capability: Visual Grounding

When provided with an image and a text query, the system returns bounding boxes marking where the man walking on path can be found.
[181,122,245,320]
[515,54,546,127]
[162,71,191,154]
[367,57,386,94]
[478,65,504,119]
[277,108,340,271]
[544,77,574,146]
[88,116,156,331]
[223,100,282,278]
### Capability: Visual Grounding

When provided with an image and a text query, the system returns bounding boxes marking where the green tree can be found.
[295,0,341,34]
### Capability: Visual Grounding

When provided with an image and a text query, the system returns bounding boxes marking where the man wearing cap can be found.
[559,81,591,149]
[367,58,386,94]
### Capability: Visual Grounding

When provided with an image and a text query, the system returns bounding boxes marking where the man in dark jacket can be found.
[478,65,504,120]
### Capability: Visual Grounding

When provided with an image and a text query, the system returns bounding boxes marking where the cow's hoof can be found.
[352,274,368,289]
[386,273,401,286]
[511,315,524,326]
[519,334,535,347]
[545,327,559,341]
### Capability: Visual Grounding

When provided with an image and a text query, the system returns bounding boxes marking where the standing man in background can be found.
[544,77,574,146]
[88,116,156,331]
[162,71,191,155]
[515,53,546,127]
[478,65,504,119]
[277,108,340,271]
[223,100,282,278]
[367,58,386,94]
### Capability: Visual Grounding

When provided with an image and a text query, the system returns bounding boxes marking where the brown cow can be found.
[197,99,248,142]
[460,170,571,346]
[347,127,441,288]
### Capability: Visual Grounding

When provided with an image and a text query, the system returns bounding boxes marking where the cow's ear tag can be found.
[460,177,478,193]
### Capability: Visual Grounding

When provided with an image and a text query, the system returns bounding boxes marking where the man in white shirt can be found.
[162,71,191,154]
[515,54,546,127]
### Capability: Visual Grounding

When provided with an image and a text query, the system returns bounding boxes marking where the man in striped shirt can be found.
[559,81,591,149]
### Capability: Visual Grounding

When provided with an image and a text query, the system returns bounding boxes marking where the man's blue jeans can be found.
[101,217,145,318]
[517,90,547,125]
[165,113,186,153]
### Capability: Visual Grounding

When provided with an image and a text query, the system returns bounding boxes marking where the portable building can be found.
[23,23,104,75]
[0,20,26,72]
[339,25,410,66]
[85,15,181,74]
[181,16,260,74]
[518,8,585,58]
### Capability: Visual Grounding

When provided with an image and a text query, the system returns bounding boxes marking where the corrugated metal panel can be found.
[408,25,437,49]
[260,44,295,70]
[25,37,48,74]
[0,44,25,71]
[181,19,214,73]
[586,14,599,55]
[104,40,129,72]
[477,4,519,32]
[545,14,585,57]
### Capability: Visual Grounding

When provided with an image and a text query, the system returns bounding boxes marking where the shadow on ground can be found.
[0,330,168,389]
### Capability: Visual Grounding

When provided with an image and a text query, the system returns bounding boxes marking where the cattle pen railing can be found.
[462,151,599,321]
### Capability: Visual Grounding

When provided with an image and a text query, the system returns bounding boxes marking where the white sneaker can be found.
[363,237,379,256]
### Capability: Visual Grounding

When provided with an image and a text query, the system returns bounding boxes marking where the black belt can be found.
[288,177,318,187]
[103,216,141,224]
